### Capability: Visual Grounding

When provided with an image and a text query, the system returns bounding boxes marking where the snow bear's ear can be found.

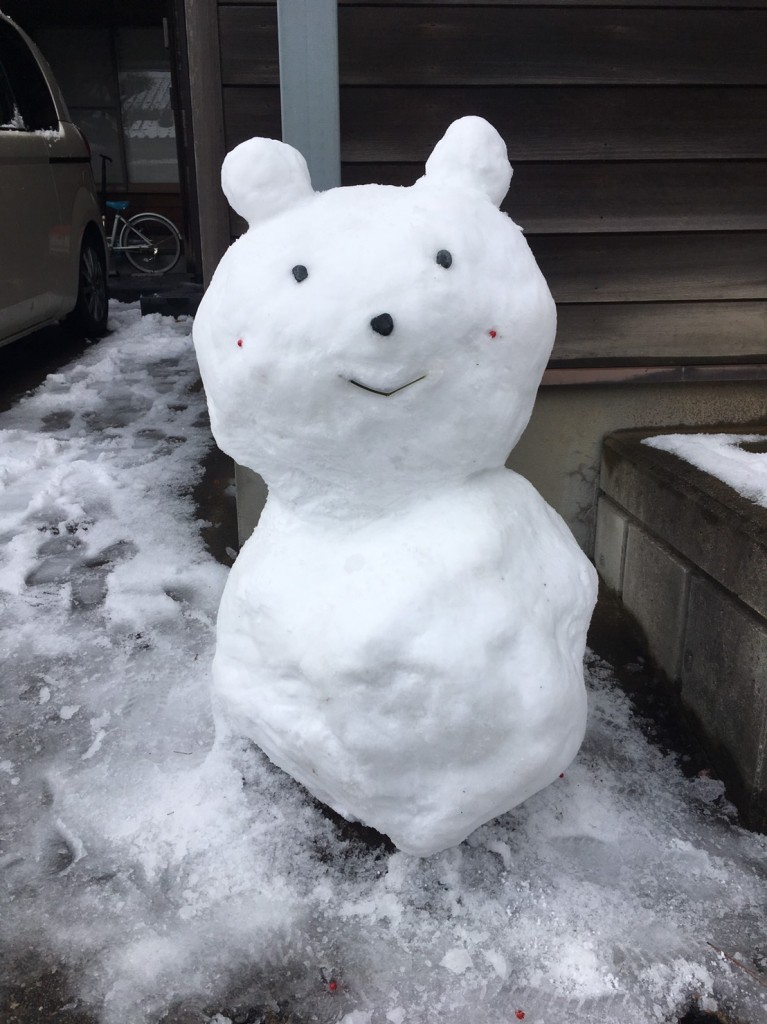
[221,137,315,226]
[423,116,512,207]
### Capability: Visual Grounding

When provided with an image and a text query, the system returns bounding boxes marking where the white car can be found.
[0,10,108,347]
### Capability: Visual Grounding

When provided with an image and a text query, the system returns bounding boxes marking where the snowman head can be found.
[193,117,556,515]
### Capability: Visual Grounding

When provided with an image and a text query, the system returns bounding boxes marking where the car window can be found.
[0,20,58,131]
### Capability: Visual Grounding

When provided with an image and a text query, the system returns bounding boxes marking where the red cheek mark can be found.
[327,979,337,993]
[559,772,565,779]
[515,1012,526,1020]
[488,329,497,339]
[236,338,244,348]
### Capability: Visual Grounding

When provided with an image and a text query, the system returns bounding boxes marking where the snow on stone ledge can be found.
[642,432,767,509]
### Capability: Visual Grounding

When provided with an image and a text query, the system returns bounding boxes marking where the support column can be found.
[277,0,341,190]
[237,1,341,544]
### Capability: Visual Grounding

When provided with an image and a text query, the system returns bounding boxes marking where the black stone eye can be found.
[436,249,452,269]
[292,265,308,283]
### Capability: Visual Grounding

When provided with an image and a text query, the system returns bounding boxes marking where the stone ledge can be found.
[595,427,767,832]
[594,496,627,594]
[622,525,690,681]
[681,574,767,826]
[601,428,767,620]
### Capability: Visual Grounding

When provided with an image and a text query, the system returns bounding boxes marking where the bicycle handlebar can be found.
[97,153,114,203]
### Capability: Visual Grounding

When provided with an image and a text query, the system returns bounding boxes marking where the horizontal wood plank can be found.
[341,162,767,234]
[219,6,278,84]
[338,87,767,162]
[217,227,767,364]
[223,86,281,148]
[220,6,767,87]
[221,1,767,13]
[343,1,767,7]
[509,164,767,234]
[222,214,765,307]
[223,86,767,160]
[530,232,767,303]
[551,301,767,364]
[224,153,767,238]
[542,365,767,386]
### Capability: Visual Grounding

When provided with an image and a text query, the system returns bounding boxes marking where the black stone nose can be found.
[370,313,394,337]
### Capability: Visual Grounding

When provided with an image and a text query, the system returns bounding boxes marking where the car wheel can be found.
[66,234,108,337]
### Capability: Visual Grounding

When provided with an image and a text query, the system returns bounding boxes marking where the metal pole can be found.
[276,0,341,191]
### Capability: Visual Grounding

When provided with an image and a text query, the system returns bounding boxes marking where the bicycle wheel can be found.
[120,212,181,275]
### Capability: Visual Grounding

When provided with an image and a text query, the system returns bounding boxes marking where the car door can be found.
[0,18,63,340]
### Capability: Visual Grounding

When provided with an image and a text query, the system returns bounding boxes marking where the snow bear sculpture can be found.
[193,116,598,857]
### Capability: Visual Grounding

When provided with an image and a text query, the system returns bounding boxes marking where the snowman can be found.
[193,116,597,857]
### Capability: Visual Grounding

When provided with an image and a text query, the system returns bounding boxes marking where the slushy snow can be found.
[192,117,598,855]
[0,304,765,1024]
[643,432,767,508]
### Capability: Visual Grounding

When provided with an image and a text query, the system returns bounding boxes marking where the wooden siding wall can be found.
[217,0,767,367]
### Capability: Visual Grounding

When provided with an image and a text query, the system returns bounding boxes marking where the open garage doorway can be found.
[2,0,201,281]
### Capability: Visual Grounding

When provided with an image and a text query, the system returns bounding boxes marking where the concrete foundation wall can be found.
[593,430,767,832]
[506,379,767,555]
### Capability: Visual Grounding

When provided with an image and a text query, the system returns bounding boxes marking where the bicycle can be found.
[98,154,182,275]
[103,200,182,275]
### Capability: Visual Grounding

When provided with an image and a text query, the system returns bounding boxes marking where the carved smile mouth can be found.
[348,374,427,397]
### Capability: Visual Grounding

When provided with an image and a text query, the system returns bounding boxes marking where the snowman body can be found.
[193,117,597,856]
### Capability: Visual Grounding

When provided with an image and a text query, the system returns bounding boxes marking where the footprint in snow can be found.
[25,537,138,610]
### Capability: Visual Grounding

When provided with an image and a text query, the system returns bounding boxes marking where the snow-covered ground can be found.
[1,305,765,1024]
